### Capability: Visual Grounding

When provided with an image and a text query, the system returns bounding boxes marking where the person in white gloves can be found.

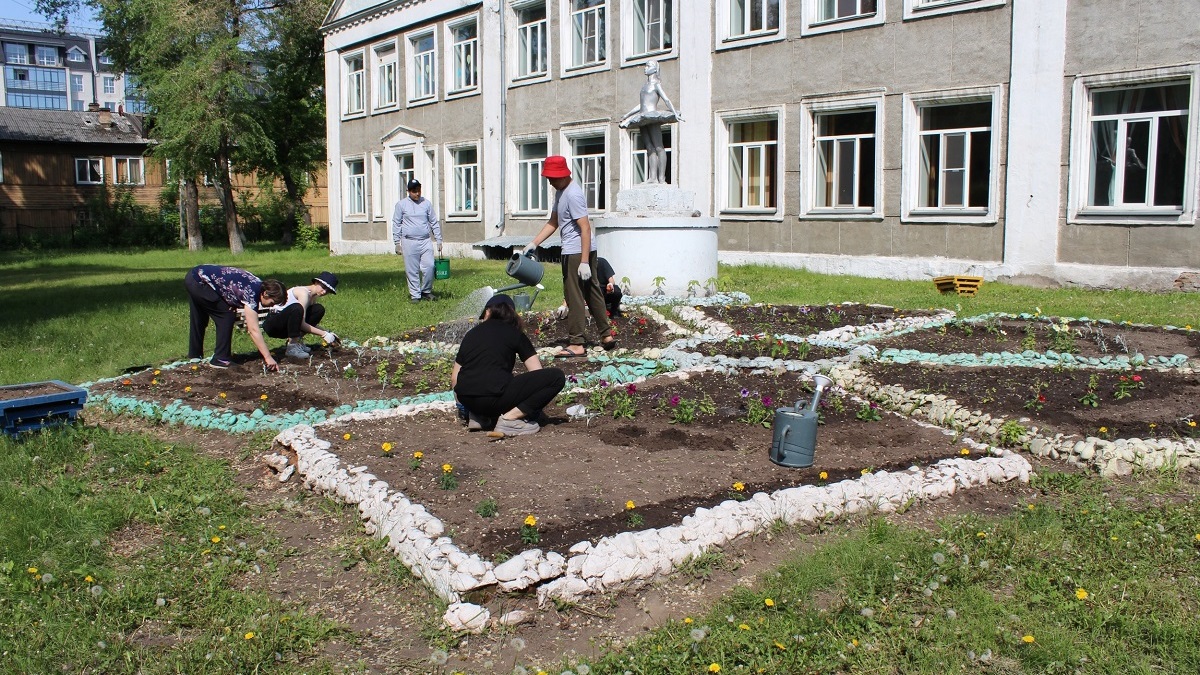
[524,156,616,356]
[262,271,340,359]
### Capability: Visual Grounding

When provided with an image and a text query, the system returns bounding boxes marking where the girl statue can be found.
[618,60,683,184]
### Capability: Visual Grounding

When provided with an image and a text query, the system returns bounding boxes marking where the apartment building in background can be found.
[321,0,1199,290]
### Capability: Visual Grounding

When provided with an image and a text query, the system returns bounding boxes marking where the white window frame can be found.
[392,149,417,209]
[511,134,551,215]
[802,0,884,36]
[371,41,398,112]
[35,45,58,66]
[71,74,83,93]
[446,143,481,218]
[903,0,1005,21]
[622,0,676,64]
[371,153,385,219]
[113,156,145,186]
[67,47,85,63]
[901,86,1002,224]
[446,15,480,97]
[102,76,115,95]
[75,157,104,185]
[98,52,114,65]
[1067,65,1200,225]
[716,107,784,219]
[343,156,367,219]
[716,0,785,50]
[560,0,610,77]
[510,0,550,85]
[800,91,884,219]
[342,50,366,117]
[406,29,438,105]
[620,123,676,187]
[561,125,610,212]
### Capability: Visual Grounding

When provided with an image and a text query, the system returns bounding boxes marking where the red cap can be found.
[541,155,571,179]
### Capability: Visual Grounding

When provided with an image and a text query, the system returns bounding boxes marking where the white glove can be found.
[554,304,569,319]
[521,243,536,257]
[322,331,338,345]
[394,243,402,255]
[437,242,443,254]
[578,262,592,282]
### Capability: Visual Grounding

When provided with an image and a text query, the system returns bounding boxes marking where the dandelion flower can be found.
[818,471,828,480]
[151,379,159,385]
[1195,533,1200,542]
[960,448,970,456]
[343,433,351,440]
[442,463,453,473]
[625,500,635,510]
[218,392,227,399]
[27,567,37,574]
[1189,421,1197,428]
[1099,426,1108,433]
[191,365,198,371]
[860,468,871,475]
[764,598,775,607]
[153,370,161,376]
[1022,635,1035,644]
[690,628,706,642]
[738,623,750,631]
[260,394,268,401]
[211,536,221,543]
[413,451,423,459]
[244,632,255,640]
[40,572,54,583]
[382,442,393,452]
[733,482,745,492]
[90,585,103,597]
[184,386,192,393]
[977,531,987,538]
[1075,588,1088,600]
[218,525,226,530]
[774,641,787,651]
[84,575,94,583]
[525,515,538,527]
[577,666,591,675]
[430,650,449,666]
[510,637,526,651]
[708,664,721,673]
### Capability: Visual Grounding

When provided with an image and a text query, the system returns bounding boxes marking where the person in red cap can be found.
[523,155,616,356]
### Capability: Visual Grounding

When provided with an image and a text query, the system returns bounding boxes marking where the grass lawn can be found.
[2,247,1200,673]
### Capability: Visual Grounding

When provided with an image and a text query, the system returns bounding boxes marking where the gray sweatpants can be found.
[401,237,435,299]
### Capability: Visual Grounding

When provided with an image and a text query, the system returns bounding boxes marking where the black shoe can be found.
[422,293,435,302]
[410,298,422,304]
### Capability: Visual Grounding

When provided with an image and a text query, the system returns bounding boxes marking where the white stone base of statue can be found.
[594,185,719,297]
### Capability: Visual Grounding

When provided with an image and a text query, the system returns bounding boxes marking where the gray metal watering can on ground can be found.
[770,374,833,468]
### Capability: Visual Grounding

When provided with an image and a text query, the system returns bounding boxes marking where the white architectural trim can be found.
[369,39,399,114]
[340,48,366,119]
[324,49,345,251]
[800,0,885,37]
[444,12,481,99]
[619,0,678,66]
[508,0,553,87]
[558,0,612,79]
[714,105,786,221]
[481,2,505,237]
[444,141,483,220]
[1002,0,1065,270]
[678,1,713,213]
[370,152,386,220]
[715,0,786,51]
[1065,64,1200,226]
[900,85,1003,224]
[798,89,886,220]
[404,25,439,106]
[324,0,466,51]
[903,0,1005,21]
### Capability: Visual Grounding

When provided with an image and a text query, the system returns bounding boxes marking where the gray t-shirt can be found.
[553,181,595,256]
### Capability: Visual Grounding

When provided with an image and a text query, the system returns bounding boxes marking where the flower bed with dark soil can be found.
[699,304,940,336]
[872,316,1200,360]
[324,371,974,558]
[690,337,848,361]
[863,362,1200,440]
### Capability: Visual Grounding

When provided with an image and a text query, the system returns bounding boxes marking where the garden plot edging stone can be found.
[265,401,1031,619]
[833,365,1200,478]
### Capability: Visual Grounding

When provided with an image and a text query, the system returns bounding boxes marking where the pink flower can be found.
[761,396,773,407]
[670,395,681,407]
[1132,375,1142,382]
[626,383,637,394]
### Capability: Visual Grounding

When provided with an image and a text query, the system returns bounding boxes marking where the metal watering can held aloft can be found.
[770,374,834,468]
[490,250,545,311]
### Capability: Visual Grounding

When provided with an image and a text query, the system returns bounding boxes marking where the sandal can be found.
[601,337,618,351]
[552,347,588,358]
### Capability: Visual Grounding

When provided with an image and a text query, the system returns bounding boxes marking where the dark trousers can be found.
[457,368,566,418]
[185,267,236,361]
[561,253,612,345]
[605,285,623,316]
[262,303,325,340]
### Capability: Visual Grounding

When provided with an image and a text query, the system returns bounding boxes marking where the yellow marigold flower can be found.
[151,379,159,385]
[343,433,351,440]
[218,392,227,399]
[1189,421,1197,428]
[153,370,161,376]
[818,471,828,480]
[683,617,693,624]
[1075,588,1088,600]
[1099,426,1107,433]
[191,365,198,371]
[259,394,268,401]
[764,598,775,607]
[524,515,537,527]
[382,442,393,452]
[960,448,970,456]
[732,482,745,492]
[625,500,635,510]
[442,463,453,473]
[27,567,37,574]
[184,386,192,393]
[413,451,423,459]
[738,623,750,631]
[1022,635,1035,644]
[244,632,255,640]
[84,575,94,583]
[708,664,721,673]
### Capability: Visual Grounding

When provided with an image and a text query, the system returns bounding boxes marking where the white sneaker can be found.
[467,412,496,431]
[494,417,540,436]
[285,343,310,359]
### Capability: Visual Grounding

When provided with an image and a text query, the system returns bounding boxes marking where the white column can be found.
[1002,0,1069,272]
[323,47,344,253]
[677,0,714,215]
[481,0,505,238]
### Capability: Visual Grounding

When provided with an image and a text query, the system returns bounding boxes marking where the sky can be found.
[0,0,101,31]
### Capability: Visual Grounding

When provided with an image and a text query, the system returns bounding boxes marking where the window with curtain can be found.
[452,146,479,214]
[814,109,875,209]
[632,0,671,56]
[570,135,607,209]
[515,3,548,78]
[1087,82,1188,209]
[517,140,548,212]
[726,118,777,209]
[916,101,991,210]
[451,20,478,92]
[570,0,606,68]
[729,0,779,39]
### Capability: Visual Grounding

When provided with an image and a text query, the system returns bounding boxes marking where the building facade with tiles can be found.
[321,0,1199,289]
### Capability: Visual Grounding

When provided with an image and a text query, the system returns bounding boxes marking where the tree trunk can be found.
[215,144,244,254]
[183,177,203,251]
[280,170,308,245]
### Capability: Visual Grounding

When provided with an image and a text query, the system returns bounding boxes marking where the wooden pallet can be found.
[933,275,984,297]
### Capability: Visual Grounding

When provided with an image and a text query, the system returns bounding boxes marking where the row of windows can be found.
[342,72,1196,223]
[74,156,145,186]
[2,41,113,66]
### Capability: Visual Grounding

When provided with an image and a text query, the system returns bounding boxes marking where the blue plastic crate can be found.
[0,380,88,436]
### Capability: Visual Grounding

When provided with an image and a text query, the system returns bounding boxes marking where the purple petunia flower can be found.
[568,374,578,384]
[740,388,750,398]
[599,379,609,388]
[761,396,773,407]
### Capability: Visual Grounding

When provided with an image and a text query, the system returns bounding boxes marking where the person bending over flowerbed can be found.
[452,294,565,436]
[185,264,286,371]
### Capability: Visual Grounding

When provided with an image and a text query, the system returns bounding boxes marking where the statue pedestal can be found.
[594,185,719,296]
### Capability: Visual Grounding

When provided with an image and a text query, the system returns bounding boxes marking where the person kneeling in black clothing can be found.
[262,272,340,359]
[453,294,565,436]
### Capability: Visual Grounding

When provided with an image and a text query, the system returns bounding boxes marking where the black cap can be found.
[407,178,422,191]
[479,293,514,319]
[313,271,338,294]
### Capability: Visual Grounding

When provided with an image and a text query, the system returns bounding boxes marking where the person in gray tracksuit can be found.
[392,178,443,302]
